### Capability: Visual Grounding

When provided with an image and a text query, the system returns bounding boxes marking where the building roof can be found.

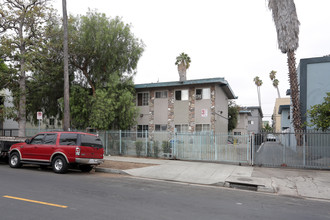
[239,110,252,116]
[278,105,290,114]
[246,106,263,118]
[134,77,237,99]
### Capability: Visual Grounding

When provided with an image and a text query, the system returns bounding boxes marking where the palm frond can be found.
[268,0,300,53]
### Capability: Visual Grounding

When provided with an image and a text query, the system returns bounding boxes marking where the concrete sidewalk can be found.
[97,156,330,201]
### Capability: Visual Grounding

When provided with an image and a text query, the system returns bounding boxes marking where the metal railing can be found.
[4,128,329,169]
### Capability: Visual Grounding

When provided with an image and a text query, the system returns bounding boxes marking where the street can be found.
[0,164,329,220]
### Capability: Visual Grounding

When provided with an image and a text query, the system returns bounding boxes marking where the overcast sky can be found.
[53,0,330,122]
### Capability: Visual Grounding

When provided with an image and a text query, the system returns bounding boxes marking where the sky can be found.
[53,0,330,122]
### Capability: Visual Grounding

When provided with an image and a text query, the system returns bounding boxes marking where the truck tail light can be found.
[75,147,81,156]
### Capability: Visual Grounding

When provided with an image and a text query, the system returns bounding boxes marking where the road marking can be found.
[3,195,67,208]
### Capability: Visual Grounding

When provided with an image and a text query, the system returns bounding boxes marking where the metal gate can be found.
[253,131,330,169]
[173,132,252,165]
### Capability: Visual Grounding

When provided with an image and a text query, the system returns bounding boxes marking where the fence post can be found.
[119,130,122,155]
[251,133,254,166]
[214,133,217,161]
[303,133,306,167]
[145,130,148,156]
[200,134,202,160]
[283,138,286,165]
[104,130,107,155]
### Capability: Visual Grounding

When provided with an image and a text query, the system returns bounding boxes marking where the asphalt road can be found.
[0,164,330,220]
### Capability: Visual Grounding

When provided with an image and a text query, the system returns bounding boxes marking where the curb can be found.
[95,167,129,175]
[95,167,275,193]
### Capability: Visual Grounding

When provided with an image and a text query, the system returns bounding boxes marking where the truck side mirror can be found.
[25,139,31,144]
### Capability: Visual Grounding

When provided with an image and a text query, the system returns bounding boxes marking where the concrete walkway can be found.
[97,156,330,201]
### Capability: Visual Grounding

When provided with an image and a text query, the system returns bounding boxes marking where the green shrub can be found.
[153,141,160,158]
[162,141,171,153]
[147,142,152,157]
[135,141,143,157]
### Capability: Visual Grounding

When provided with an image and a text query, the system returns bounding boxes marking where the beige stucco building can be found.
[134,78,237,135]
[272,97,290,132]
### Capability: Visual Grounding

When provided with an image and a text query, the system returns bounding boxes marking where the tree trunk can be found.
[276,86,281,98]
[62,0,70,131]
[18,54,26,137]
[18,21,26,137]
[287,51,302,145]
[257,86,262,107]
[178,63,186,81]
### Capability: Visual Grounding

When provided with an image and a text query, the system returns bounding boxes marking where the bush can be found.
[135,141,143,157]
[147,142,152,157]
[153,141,160,158]
[162,141,171,153]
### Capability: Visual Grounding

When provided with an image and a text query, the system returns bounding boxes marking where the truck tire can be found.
[52,155,68,174]
[9,152,22,168]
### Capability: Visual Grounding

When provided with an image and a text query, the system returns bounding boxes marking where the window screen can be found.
[137,92,149,106]
[155,91,168,98]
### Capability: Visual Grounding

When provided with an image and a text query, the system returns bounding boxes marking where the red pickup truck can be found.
[8,131,104,173]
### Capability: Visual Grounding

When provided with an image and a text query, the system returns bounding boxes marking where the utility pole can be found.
[62,0,70,131]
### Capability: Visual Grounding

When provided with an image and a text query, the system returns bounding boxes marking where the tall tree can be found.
[228,101,239,132]
[65,11,143,130]
[268,0,302,132]
[0,0,53,136]
[62,0,70,131]
[175,52,191,81]
[25,14,71,126]
[272,79,281,98]
[69,11,144,96]
[269,70,281,98]
[253,76,263,107]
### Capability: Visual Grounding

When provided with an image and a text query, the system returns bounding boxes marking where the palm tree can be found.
[269,70,281,98]
[253,76,263,107]
[269,70,276,81]
[267,0,302,132]
[273,79,281,98]
[175,53,191,81]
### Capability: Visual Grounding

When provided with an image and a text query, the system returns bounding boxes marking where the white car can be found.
[266,134,276,142]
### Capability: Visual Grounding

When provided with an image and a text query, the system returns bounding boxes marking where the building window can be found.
[175,89,188,101]
[137,125,148,138]
[196,88,210,100]
[137,92,149,106]
[155,124,167,132]
[234,132,241,136]
[175,124,188,133]
[195,124,210,132]
[248,120,254,125]
[155,91,168,98]
[49,118,55,126]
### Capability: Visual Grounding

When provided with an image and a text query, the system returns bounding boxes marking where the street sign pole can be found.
[37,112,43,132]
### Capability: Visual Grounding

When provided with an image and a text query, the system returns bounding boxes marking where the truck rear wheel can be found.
[52,155,68,174]
[9,152,22,168]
